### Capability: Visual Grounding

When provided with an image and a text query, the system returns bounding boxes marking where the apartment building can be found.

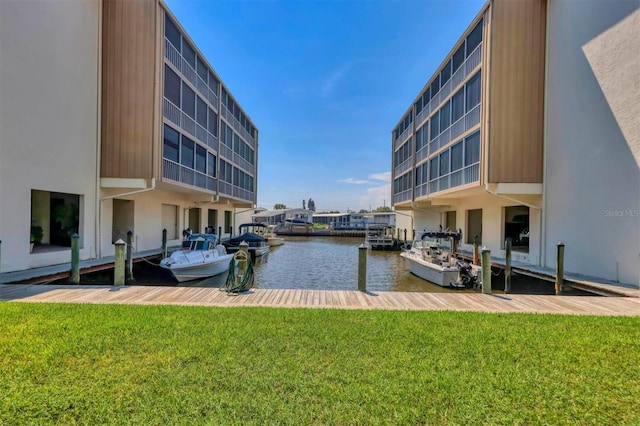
[0,0,258,273]
[392,0,545,264]
[392,0,639,285]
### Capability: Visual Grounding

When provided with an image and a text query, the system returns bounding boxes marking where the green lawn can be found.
[1,303,639,425]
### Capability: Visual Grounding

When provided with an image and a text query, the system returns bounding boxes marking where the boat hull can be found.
[267,237,284,247]
[161,253,233,282]
[226,245,270,257]
[400,251,460,287]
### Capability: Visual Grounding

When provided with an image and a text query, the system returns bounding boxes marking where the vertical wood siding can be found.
[487,0,546,183]
[101,0,156,178]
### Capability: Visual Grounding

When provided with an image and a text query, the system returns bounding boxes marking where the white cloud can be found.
[321,63,353,98]
[359,183,392,211]
[368,171,391,182]
[338,178,369,184]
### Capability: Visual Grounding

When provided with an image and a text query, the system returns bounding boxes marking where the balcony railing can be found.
[394,123,413,151]
[163,98,219,151]
[394,157,413,177]
[393,189,412,204]
[163,158,216,192]
[428,162,480,195]
[415,145,429,164]
[415,183,428,198]
[221,105,256,150]
[427,103,481,156]
[414,42,482,129]
[165,38,219,113]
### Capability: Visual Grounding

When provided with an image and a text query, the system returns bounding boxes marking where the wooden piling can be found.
[555,242,565,295]
[70,233,80,284]
[403,229,407,242]
[161,229,167,259]
[473,235,480,265]
[504,238,512,293]
[481,248,491,294]
[358,244,367,292]
[114,239,125,286]
[126,230,134,281]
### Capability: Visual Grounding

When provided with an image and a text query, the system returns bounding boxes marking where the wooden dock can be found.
[1,284,639,316]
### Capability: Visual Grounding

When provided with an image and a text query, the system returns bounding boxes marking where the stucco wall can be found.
[0,0,101,272]
[99,188,241,257]
[545,0,640,285]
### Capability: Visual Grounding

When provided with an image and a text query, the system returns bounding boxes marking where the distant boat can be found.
[264,224,284,247]
[365,224,397,250]
[160,233,233,282]
[223,223,270,258]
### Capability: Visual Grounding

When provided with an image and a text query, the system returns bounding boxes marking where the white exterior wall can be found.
[545,1,640,285]
[409,194,541,264]
[99,188,240,257]
[0,0,101,272]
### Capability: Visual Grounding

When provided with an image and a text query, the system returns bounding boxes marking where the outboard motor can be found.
[456,260,480,288]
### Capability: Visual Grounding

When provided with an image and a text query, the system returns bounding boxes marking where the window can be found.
[209,71,219,94]
[208,108,218,136]
[196,96,207,129]
[196,56,208,83]
[452,43,465,73]
[163,124,180,162]
[165,15,181,50]
[225,123,233,147]
[164,65,180,106]
[466,19,483,56]
[439,150,450,176]
[181,82,195,119]
[430,110,440,140]
[31,190,81,250]
[451,141,463,171]
[182,40,196,68]
[430,76,440,99]
[465,131,480,165]
[439,100,451,130]
[415,99,423,115]
[440,59,451,85]
[221,89,228,106]
[195,144,206,173]
[422,88,430,107]
[466,71,481,110]
[451,88,465,123]
[415,125,425,151]
[415,163,428,186]
[429,157,438,180]
[181,136,195,168]
[207,152,216,177]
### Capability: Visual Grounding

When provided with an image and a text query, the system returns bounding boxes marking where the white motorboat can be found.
[264,224,284,247]
[160,234,234,282]
[400,230,480,288]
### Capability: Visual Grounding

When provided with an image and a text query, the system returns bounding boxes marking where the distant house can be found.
[313,213,367,230]
[253,208,313,226]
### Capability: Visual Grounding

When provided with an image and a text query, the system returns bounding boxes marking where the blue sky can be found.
[165,0,486,212]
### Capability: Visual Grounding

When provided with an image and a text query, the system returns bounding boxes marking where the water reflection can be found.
[129,236,554,294]
[252,236,474,293]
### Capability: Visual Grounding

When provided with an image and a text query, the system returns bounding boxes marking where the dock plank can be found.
[1,285,639,316]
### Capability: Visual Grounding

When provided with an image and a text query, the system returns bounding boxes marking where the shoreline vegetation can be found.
[1,303,639,424]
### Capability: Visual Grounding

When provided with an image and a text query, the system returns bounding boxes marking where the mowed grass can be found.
[1,303,639,425]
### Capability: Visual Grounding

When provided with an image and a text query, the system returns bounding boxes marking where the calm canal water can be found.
[252,236,465,292]
[118,236,555,294]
